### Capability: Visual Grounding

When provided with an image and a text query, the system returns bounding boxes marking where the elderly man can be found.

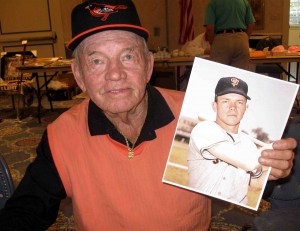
[0,1,296,230]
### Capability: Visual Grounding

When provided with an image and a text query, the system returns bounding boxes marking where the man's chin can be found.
[104,102,136,114]
[223,118,240,125]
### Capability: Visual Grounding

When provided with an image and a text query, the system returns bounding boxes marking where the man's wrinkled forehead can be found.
[78,30,143,49]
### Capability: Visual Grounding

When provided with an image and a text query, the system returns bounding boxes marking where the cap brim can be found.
[217,90,251,100]
[66,24,150,51]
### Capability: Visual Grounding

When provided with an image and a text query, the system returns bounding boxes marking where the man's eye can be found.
[123,54,133,61]
[92,59,101,65]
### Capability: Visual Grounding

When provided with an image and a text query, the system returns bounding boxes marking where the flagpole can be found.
[165,0,169,50]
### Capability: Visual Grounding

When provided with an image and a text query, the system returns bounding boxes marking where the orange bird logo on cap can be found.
[85,3,128,21]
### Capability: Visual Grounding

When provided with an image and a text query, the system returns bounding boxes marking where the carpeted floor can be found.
[0,94,81,230]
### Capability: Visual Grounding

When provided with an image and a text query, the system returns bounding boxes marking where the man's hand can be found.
[259,138,296,180]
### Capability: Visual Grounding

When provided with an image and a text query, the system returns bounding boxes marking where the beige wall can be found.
[0,0,65,58]
[59,0,289,52]
[164,0,289,51]
[165,0,209,51]
[133,1,167,51]
[0,0,289,56]
[135,0,210,51]
[60,0,82,47]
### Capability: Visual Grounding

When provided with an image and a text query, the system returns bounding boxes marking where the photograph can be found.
[163,58,299,210]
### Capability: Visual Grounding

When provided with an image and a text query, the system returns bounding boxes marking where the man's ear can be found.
[146,52,154,83]
[212,101,217,113]
[71,59,86,92]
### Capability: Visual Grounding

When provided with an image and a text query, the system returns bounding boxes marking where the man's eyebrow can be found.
[87,51,103,56]
[123,45,138,53]
[220,97,245,101]
[86,45,138,56]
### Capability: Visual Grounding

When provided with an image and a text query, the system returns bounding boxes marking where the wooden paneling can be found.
[0,0,67,60]
[0,0,290,58]
[4,44,54,58]
[0,0,51,34]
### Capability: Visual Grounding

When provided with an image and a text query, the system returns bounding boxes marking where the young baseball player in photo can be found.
[187,77,267,205]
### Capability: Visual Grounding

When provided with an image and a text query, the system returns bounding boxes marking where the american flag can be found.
[179,0,194,44]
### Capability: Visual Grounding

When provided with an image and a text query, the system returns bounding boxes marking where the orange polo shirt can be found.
[48,87,211,230]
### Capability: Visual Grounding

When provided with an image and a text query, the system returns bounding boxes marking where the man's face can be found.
[213,93,247,133]
[71,30,154,114]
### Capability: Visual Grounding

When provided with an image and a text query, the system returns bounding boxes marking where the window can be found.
[290,0,300,25]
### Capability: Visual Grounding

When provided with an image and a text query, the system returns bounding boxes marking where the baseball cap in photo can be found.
[215,77,251,100]
[66,0,150,51]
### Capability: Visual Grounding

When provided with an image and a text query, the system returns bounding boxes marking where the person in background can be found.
[204,0,256,70]
[0,0,296,230]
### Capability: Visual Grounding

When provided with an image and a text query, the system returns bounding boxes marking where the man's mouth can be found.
[106,87,131,94]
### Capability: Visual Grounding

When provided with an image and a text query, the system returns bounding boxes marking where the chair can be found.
[47,72,77,101]
[0,155,14,209]
[255,37,283,79]
[0,48,36,119]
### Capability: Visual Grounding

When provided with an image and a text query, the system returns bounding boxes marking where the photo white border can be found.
[163,58,299,210]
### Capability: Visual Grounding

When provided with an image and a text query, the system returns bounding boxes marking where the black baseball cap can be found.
[66,0,150,51]
[215,77,251,100]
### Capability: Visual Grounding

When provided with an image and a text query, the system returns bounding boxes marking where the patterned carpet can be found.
[1,92,290,230]
[0,94,81,230]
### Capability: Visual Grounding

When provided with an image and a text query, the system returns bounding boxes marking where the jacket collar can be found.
[88,84,175,146]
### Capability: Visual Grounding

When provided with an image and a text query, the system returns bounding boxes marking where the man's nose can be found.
[229,102,237,110]
[106,60,125,80]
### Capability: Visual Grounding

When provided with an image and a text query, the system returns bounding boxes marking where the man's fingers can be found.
[272,137,297,151]
[259,138,296,180]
